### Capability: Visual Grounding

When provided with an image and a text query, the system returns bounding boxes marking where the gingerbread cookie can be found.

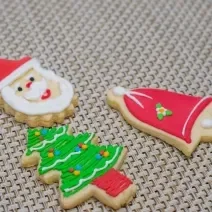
[107,86,212,156]
[0,57,78,127]
[21,125,136,209]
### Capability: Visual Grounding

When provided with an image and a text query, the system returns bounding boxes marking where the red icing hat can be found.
[0,56,40,90]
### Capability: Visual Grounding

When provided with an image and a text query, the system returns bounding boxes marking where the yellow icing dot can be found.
[73,170,80,176]
[159,108,165,113]
[35,131,41,136]
[82,144,88,150]
[48,152,54,158]
[103,151,109,157]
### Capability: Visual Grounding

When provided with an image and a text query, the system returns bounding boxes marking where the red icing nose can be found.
[26,81,32,88]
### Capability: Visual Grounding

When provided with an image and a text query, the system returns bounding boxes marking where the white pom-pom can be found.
[201,119,212,128]
[112,87,127,96]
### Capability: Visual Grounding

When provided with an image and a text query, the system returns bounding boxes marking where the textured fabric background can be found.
[0,0,212,211]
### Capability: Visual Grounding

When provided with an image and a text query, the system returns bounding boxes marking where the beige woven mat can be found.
[0,0,212,211]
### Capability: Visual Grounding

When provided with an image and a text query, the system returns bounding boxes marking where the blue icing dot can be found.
[95,154,102,160]
[54,150,60,156]
[41,128,48,136]
[75,146,81,152]
[75,164,82,170]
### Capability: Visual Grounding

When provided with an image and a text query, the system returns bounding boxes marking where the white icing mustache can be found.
[24,78,47,100]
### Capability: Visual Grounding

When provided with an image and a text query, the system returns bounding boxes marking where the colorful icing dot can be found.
[54,150,60,156]
[73,170,80,176]
[82,144,88,150]
[41,128,48,136]
[75,146,81,152]
[34,131,40,136]
[100,150,104,155]
[75,164,82,170]
[69,168,74,173]
[48,148,54,152]
[48,152,54,158]
[103,151,109,157]
[96,154,102,160]
[78,143,83,148]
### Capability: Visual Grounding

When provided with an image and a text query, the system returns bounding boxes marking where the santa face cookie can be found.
[107,87,212,156]
[0,57,78,127]
[21,125,136,209]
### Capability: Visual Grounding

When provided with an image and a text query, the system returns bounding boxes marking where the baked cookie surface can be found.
[21,125,136,209]
[107,86,212,156]
[0,57,78,127]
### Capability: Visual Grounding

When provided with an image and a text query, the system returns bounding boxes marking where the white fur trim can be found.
[112,86,127,96]
[201,119,212,128]
[0,58,41,90]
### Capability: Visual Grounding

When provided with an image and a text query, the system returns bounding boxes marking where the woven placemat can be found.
[0,0,212,211]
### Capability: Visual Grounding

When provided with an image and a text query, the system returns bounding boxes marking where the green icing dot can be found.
[166,110,172,116]
[156,103,162,108]
[157,113,164,120]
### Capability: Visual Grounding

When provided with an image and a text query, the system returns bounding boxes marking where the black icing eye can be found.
[30,77,35,82]
[17,87,23,92]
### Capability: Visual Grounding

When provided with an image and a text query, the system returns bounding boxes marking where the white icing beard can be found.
[1,70,74,115]
[24,78,47,101]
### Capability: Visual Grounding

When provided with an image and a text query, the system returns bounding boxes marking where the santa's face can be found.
[1,68,74,115]
[11,69,60,102]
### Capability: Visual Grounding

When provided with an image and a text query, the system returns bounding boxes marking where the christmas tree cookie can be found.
[0,56,78,127]
[21,125,136,209]
[107,87,212,156]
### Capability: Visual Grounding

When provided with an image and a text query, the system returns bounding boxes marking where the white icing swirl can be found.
[64,147,121,192]
[30,126,67,151]
[41,133,94,171]
[42,151,81,171]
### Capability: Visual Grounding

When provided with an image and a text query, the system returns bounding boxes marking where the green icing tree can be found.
[23,125,124,197]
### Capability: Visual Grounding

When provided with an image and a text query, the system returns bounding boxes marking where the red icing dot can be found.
[78,143,83,148]
[39,136,44,141]
[49,148,54,152]
[100,150,104,155]
[69,168,74,173]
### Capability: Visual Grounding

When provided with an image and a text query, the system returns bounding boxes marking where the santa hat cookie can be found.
[107,86,212,156]
[0,56,78,127]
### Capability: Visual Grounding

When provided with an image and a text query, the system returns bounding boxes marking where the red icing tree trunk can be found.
[92,168,133,197]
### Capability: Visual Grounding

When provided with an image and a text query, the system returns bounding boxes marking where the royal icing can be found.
[0,57,34,90]
[1,70,74,115]
[112,87,212,143]
[201,119,212,128]
[156,103,172,120]
[26,126,124,197]
[24,78,47,101]
[0,58,74,115]
[29,126,68,152]
[92,168,133,197]
[181,97,210,135]
[113,86,127,96]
